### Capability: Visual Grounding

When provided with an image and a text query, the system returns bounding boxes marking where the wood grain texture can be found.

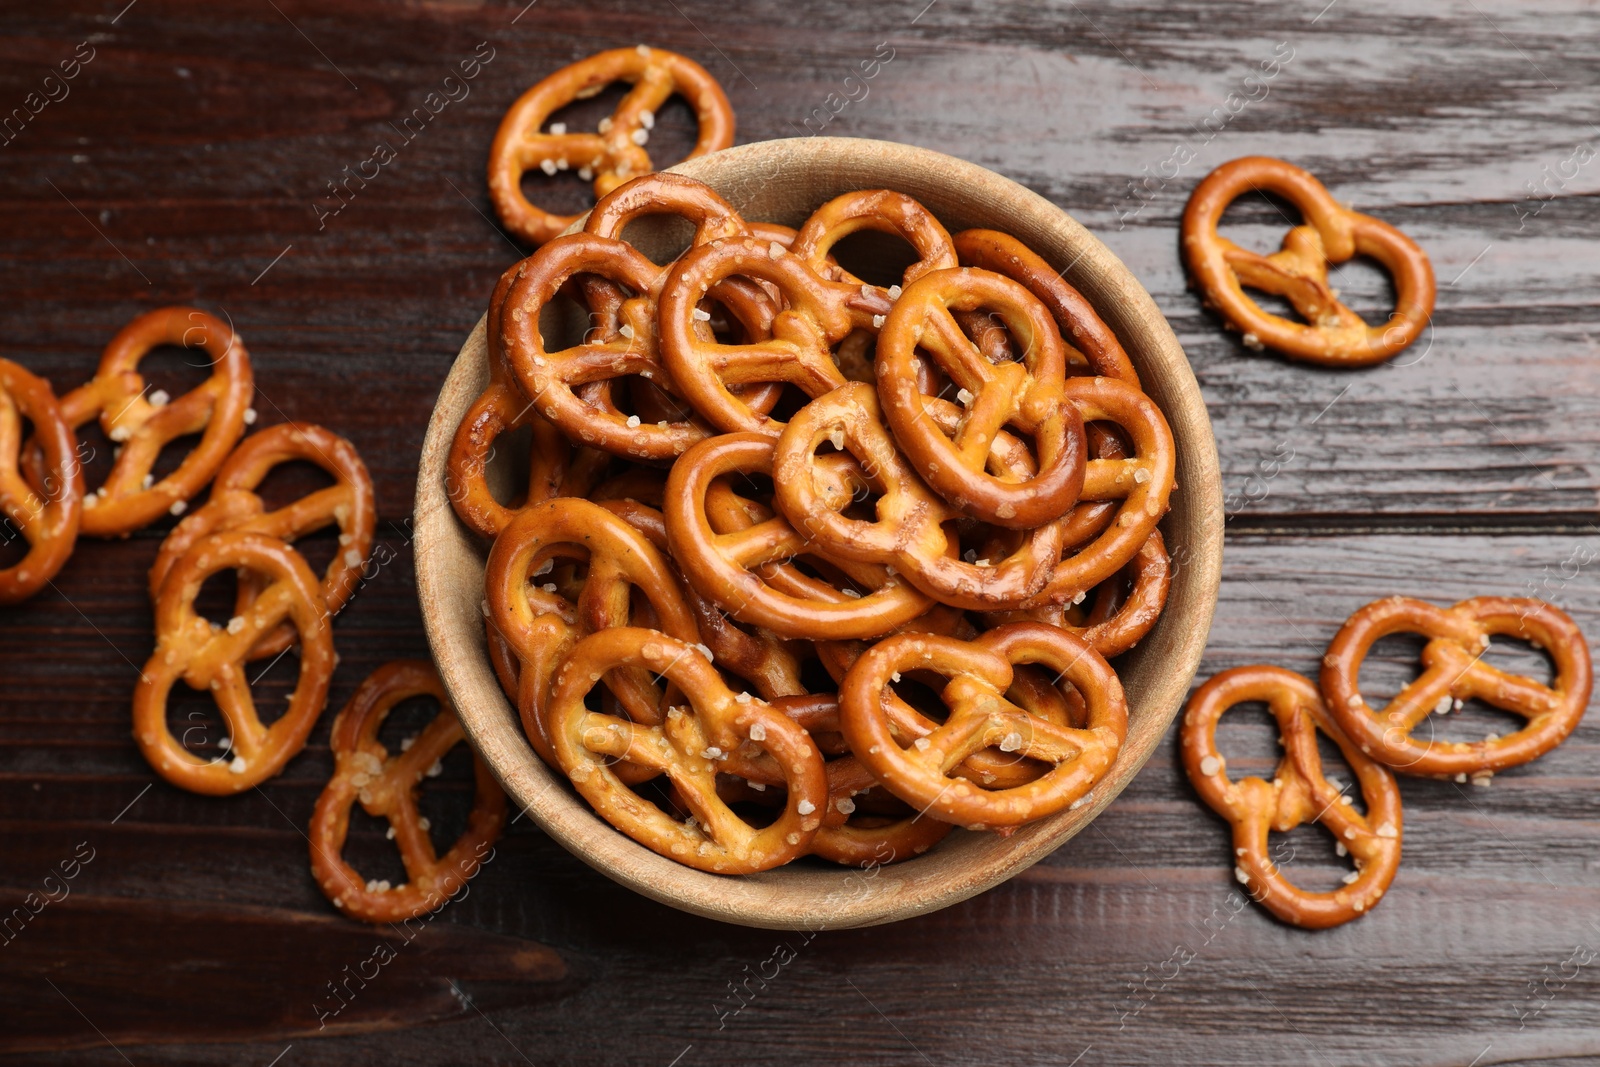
[1,0,1597,1062]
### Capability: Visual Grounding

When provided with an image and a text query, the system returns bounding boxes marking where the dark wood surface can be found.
[3,1,1598,1064]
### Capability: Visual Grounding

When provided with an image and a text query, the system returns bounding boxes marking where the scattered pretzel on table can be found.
[1181,156,1435,366]
[1182,665,1402,929]
[44,306,254,536]
[488,45,735,246]
[1320,595,1591,779]
[0,359,81,605]
[310,660,507,924]
[148,422,375,659]
[133,531,334,795]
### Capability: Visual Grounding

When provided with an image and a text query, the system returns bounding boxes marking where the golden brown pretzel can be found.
[487,46,735,246]
[584,173,787,419]
[952,227,1139,386]
[484,498,700,766]
[1020,376,1176,605]
[545,627,827,873]
[772,383,1064,610]
[0,359,81,604]
[657,235,893,434]
[664,431,937,640]
[310,660,507,924]
[875,267,1086,529]
[790,188,959,291]
[132,532,333,795]
[1320,596,1591,778]
[148,422,374,659]
[1182,665,1402,929]
[1181,156,1436,366]
[818,610,1083,793]
[500,233,710,460]
[584,171,749,253]
[987,529,1171,657]
[51,307,253,536]
[839,622,1127,829]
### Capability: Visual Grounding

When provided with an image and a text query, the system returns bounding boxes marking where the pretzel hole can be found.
[138,342,217,407]
[192,567,247,630]
[827,229,922,289]
[1480,631,1554,687]
[1324,257,1397,327]
[1216,189,1305,256]
[251,458,342,577]
[415,742,479,856]
[166,685,231,761]
[342,805,410,888]
[1266,823,1357,892]
[67,417,116,494]
[374,692,447,759]
[146,429,208,494]
[1209,700,1284,779]
[0,516,26,570]
[239,634,304,728]
[481,422,533,510]
[1356,631,1431,706]
[763,385,821,426]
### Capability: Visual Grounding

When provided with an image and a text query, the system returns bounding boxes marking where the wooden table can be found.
[3,2,1597,1063]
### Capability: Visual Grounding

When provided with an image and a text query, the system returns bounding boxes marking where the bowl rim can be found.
[415,136,1223,929]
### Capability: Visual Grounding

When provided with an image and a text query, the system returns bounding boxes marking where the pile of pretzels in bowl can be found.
[430,153,1201,885]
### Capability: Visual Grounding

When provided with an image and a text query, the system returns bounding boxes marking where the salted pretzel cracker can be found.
[790,188,959,292]
[310,660,507,924]
[546,627,828,874]
[485,498,700,766]
[1182,665,1402,928]
[51,307,253,536]
[1321,596,1591,778]
[839,622,1127,829]
[0,359,82,604]
[657,234,893,434]
[133,531,333,795]
[818,611,1090,794]
[500,232,713,460]
[584,173,786,419]
[1181,156,1435,366]
[664,431,937,640]
[876,266,1086,529]
[953,228,1139,386]
[773,383,1064,610]
[488,46,735,246]
[148,422,374,659]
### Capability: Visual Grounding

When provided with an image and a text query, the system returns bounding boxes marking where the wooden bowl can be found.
[415,137,1223,930]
